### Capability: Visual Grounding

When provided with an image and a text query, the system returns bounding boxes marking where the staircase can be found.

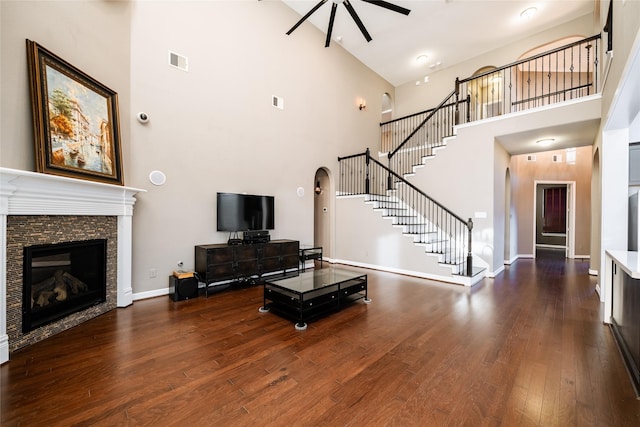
[337,34,601,285]
[338,149,482,284]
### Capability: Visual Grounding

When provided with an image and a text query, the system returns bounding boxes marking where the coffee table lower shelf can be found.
[259,269,370,330]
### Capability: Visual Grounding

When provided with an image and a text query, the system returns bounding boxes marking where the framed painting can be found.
[26,39,124,185]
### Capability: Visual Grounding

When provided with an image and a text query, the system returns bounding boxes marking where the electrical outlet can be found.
[149,268,157,278]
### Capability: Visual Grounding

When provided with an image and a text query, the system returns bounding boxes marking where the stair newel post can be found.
[466,218,473,276]
[365,148,371,194]
[454,77,460,125]
[386,153,393,191]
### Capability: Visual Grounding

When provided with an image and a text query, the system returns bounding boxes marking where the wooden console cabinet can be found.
[195,240,299,293]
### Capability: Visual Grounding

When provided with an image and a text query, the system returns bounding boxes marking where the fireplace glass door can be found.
[22,239,107,333]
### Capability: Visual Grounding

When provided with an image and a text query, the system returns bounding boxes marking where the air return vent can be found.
[272,95,284,110]
[169,51,188,71]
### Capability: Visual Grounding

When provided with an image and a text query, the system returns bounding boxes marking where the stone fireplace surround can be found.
[0,167,144,364]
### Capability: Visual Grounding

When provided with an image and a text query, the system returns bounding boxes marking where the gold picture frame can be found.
[26,39,124,185]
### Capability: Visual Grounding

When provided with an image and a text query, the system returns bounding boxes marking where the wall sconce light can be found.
[314,181,322,195]
[358,98,366,111]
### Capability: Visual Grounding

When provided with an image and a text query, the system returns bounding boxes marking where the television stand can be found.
[195,240,299,295]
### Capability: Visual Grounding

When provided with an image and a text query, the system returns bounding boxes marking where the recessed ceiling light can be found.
[520,7,537,20]
[536,138,555,146]
[416,54,428,64]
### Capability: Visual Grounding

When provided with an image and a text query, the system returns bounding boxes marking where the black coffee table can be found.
[259,267,370,330]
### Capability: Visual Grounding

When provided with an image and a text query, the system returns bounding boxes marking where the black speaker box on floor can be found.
[169,275,199,301]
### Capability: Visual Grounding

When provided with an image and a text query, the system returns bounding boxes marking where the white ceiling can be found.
[281,0,595,87]
[281,0,600,155]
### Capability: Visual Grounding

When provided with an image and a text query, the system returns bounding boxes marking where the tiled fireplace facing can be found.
[0,168,144,364]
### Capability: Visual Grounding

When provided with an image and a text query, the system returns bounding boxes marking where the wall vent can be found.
[552,154,562,163]
[169,51,188,71]
[527,154,537,162]
[272,95,284,110]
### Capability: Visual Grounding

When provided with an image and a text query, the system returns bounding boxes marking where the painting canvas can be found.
[26,40,124,185]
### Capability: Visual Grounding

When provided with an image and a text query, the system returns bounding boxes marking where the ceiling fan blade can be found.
[343,0,372,42]
[361,0,411,16]
[286,0,328,35]
[325,2,338,47]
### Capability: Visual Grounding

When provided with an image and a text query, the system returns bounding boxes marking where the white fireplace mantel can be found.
[0,167,145,364]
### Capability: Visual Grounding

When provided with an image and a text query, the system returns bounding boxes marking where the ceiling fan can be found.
[286,0,411,48]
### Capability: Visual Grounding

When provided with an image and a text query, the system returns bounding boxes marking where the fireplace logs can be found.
[31,270,88,309]
[22,238,107,333]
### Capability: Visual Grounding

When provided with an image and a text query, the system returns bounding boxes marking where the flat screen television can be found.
[216,192,274,232]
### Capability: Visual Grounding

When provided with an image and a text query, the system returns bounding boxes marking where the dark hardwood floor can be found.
[3,252,640,426]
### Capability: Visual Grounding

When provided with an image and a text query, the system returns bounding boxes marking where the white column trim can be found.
[0,168,145,364]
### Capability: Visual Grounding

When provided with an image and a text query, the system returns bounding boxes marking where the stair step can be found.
[376,208,408,213]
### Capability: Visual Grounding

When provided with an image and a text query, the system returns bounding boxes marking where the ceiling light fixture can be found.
[520,7,538,20]
[416,54,428,64]
[536,138,555,146]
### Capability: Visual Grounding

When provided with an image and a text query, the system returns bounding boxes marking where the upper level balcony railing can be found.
[382,34,601,161]
[457,34,600,122]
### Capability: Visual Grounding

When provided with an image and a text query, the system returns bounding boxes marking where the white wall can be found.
[335,196,456,279]
[0,0,132,171]
[1,1,394,295]
[394,14,595,118]
[596,0,640,316]
[511,145,593,257]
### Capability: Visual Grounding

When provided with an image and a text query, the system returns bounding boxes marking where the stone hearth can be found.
[0,168,144,364]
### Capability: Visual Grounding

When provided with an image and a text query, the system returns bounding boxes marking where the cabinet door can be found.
[209,247,233,264]
[208,263,235,281]
[280,241,299,256]
[236,259,259,276]
[261,256,281,274]
[279,241,300,269]
[262,243,280,258]
[234,245,259,277]
[235,245,258,261]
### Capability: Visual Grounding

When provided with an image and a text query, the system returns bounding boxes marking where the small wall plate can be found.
[149,170,167,186]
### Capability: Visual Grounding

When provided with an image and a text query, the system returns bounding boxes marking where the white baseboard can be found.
[487,265,505,278]
[517,254,535,259]
[536,244,566,249]
[0,334,9,365]
[504,255,519,265]
[133,287,169,301]
[330,258,482,286]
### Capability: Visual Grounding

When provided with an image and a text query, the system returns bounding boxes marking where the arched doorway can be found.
[468,65,503,120]
[313,168,331,261]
